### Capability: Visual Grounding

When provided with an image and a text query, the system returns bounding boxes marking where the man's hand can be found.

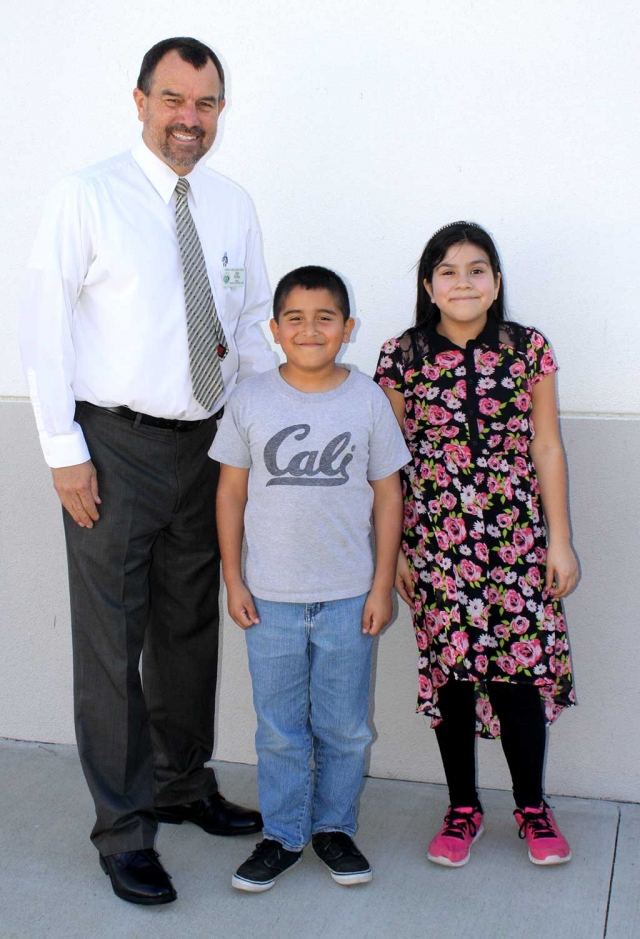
[227,581,261,630]
[362,585,393,636]
[51,460,101,528]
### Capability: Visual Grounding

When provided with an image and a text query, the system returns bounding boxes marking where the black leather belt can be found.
[81,402,221,430]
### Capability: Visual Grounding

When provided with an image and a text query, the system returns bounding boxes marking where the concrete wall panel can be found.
[2,402,638,802]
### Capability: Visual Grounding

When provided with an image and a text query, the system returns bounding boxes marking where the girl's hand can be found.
[545,540,579,599]
[226,581,260,629]
[395,550,414,607]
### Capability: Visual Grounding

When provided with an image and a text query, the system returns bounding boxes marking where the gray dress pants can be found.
[64,403,220,855]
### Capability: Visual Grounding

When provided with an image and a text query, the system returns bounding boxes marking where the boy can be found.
[212,266,410,892]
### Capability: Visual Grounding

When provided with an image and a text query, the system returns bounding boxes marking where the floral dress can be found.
[374,318,574,739]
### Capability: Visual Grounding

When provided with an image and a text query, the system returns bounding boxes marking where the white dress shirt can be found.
[20,138,278,468]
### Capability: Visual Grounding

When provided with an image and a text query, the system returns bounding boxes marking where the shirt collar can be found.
[131,137,204,206]
[427,316,500,352]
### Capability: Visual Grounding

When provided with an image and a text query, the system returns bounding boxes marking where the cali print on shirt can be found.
[263,424,355,486]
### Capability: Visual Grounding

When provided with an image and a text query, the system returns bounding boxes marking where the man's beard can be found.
[159,124,212,168]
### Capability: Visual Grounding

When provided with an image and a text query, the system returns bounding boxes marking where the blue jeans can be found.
[245,594,373,852]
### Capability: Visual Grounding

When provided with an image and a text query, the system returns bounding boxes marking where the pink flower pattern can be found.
[375,321,574,739]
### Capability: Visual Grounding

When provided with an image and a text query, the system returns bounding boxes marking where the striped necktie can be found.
[174,176,225,411]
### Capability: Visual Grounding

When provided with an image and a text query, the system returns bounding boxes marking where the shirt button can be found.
[471,438,479,447]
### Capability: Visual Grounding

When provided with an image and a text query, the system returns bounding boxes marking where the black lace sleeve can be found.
[374,327,434,388]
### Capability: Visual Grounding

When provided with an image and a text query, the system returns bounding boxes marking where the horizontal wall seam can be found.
[560,412,640,421]
[3,398,640,419]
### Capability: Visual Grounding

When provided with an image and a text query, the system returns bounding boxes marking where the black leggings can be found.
[434,680,547,810]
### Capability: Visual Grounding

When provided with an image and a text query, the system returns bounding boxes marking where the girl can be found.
[375,221,578,868]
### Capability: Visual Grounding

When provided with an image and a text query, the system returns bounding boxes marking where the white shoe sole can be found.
[232,856,302,892]
[329,868,373,886]
[529,849,572,866]
[427,822,485,867]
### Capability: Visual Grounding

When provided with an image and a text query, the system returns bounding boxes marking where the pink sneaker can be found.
[514,802,571,865]
[427,806,484,867]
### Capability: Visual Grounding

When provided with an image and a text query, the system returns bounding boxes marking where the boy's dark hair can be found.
[415,221,506,329]
[137,37,225,100]
[273,266,351,322]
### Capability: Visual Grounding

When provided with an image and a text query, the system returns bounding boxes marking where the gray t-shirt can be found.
[211,365,411,602]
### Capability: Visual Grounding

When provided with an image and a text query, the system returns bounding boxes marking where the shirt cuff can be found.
[40,427,91,468]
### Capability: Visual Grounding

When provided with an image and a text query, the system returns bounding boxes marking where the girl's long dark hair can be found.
[415,221,506,329]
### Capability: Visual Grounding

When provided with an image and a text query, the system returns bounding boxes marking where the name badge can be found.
[222,267,245,288]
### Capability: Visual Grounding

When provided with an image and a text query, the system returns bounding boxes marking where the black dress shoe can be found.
[156,792,263,836]
[99,849,177,905]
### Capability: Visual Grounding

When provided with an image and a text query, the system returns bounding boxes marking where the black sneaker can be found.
[232,839,302,892]
[312,831,372,885]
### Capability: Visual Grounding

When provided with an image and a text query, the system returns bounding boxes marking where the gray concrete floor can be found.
[1,738,637,939]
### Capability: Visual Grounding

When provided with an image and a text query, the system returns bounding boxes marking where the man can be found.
[20,37,277,905]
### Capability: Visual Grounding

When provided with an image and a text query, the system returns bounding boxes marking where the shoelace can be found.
[248,839,287,863]
[118,848,166,871]
[517,806,556,841]
[316,832,363,858]
[441,808,479,841]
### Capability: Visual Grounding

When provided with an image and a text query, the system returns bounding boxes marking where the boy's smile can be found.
[270,287,354,389]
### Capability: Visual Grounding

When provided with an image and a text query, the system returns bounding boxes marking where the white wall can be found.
[2,1,639,801]
[4,0,640,410]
